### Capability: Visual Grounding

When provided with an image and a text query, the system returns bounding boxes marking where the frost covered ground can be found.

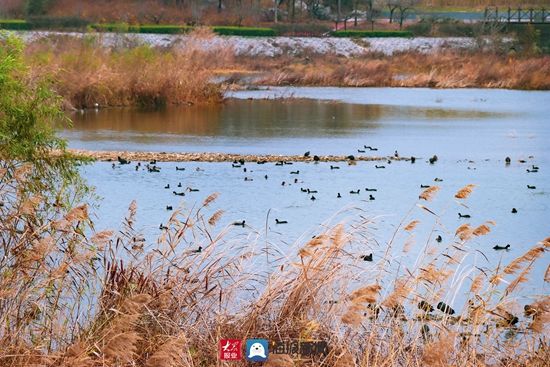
[17,31,484,56]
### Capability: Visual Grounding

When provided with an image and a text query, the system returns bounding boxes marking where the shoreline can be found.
[70,149,411,163]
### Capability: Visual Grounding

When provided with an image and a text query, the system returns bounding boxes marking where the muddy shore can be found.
[70,149,412,163]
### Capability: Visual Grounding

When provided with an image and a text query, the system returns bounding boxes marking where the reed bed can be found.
[23,30,228,109]
[1,160,548,367]
[248,51,550,90]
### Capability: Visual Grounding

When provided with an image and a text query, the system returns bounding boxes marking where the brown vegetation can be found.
[1,159,549,366]
[245,51,550,90]
[24,31,227,109]
[20,33,550,110]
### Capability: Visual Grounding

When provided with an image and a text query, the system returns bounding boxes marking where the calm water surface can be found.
[69,88,549,308]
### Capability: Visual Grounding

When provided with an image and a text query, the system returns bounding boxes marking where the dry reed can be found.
[0,161,548,367]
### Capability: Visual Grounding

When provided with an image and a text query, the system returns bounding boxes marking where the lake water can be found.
[67,87,549,309]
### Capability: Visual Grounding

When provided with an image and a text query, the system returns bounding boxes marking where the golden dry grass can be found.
[24,31,227,109]
[1,163,549,367]
[247,51,550,90]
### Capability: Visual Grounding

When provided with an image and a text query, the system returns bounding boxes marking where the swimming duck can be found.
[347,155,355,161]
[233,220,245,227]
[275,219,288,224]
[364,146,378,151]
[350,190,360,194]
[164,184,170,189]
[232,164,241,168]
[330,165,340,170]
[434,178,443,182]
[193,246,202,253]
[360,253,373,261]
[294,178,298,183]
[176,166,185,171]
[301,188,307,192]
[519,159,526,163]
[290,170,300,174]
[375,165,385,169]
[135,165,139,171]
[458,213,471,218]
[436,302,455,315]
[511,208,517,213]
[418,300,434,313]
[117,156,130,165]
[411,156,416,164]
[264,175,268,180]
[150,159,157,164]
[394,150,399,158]
[166,206,173,211]
[436,235,442,243]
[275,161,284,166]
[527,185,536,189]
[159,223,168,230]
[244,177,253,181]
[493,244,510,250]
[532,165,539,170]
[505,157,511,165]
[187,187,199,192]
[307,189,318,194]
[281,181,286,186]
[173,191,185,196]
[365,188,377,192]
[112,163,116,169]
[284,161,293,165]
[310,195,317,201]
[429,155,438,164]
[358,149,366,153]
[337,193,342,198]
[369,195,375,201]
[420,184,430,188]
[257,160,267,164]
[177,182,182,188]
[527,169,538,173]
[243,168,247,172]
[238,159,245,165]
[304,151,310,157]
[313,155,320,162]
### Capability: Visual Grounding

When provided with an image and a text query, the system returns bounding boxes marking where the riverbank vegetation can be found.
[19,31,224,108]
[10,30,548,110]
[2,25,550,367]
[1,159,549,366]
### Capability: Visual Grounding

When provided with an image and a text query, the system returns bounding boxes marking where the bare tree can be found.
[366,0,382,30]
[387,0,419,29]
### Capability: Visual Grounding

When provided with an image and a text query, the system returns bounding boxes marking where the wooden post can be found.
[530,8,533,23]
[508,7,511,23]
[518,7,521,23]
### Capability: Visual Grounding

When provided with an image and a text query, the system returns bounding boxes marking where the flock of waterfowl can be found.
[109,148,541,260]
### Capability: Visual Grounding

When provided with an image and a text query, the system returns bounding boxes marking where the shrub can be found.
[212,26,276,36]
[138,24,193,34]
[406,19,433,36]
[0,19,31,30]
[331,30,413,38]
[27,16,90,29]
[272,22,331,37]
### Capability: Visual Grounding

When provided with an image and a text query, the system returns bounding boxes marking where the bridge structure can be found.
[484,7,549,24]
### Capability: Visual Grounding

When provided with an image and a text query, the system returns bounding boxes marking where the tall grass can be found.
[250,51,550,90]
[1,161,548,366]
[23,30,227,109]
